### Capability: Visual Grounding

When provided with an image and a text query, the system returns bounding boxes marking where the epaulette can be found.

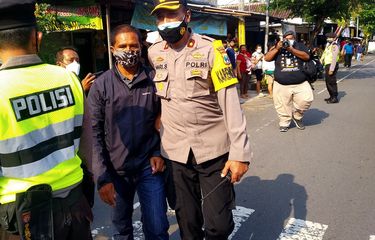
[149,38,165,50]
[201,35,215,42]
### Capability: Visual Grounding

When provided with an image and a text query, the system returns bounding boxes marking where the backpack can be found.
[302,55,323,83]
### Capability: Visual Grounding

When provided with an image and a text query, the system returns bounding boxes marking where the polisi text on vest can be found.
[10,85,75,121]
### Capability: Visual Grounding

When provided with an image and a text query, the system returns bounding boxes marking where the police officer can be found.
[0,1,92,239]
[320,32,340,104]
[148,1,251,239]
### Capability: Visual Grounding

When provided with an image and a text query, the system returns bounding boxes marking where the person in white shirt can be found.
[252,44,264,96]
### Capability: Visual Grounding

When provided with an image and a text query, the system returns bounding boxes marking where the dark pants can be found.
[111,167,169,240]
[0,184,93,240]
[165,152,235,240]
[254,69,263,81]
[324,64,339,98]
[239,72,250,95]
[344,53,353,67]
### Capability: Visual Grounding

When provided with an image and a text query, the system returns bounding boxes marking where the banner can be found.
[131,3,227,36]
[37,4,103,32]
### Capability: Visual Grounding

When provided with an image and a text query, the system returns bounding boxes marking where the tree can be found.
[355,1,375,51]
[270,0,360,41]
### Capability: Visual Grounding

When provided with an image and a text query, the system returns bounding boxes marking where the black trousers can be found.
[344,53,353,67]
[165,152,235,240]
[325,64,339,98]
[0,184,92,240]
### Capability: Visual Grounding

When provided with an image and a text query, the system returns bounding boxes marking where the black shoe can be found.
[292,117,305,130]
[324,97,332,102]
[279,126,289,132]
[326,97,339,104]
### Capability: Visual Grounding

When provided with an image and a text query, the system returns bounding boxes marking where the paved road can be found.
[92,54,375,240]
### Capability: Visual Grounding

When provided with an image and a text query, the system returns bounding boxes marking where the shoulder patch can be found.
[211,40,238,92]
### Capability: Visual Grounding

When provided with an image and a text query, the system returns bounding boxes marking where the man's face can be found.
[284,34,295,41]
[155,8,189,27]
[60,49,79,67]
[111,31,141,52]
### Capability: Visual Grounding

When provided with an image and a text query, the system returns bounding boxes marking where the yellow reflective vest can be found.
[0,63,84,204]
[321,43,340,66]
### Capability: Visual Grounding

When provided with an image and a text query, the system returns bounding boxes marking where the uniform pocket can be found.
[153,70,170,99]
[185,69,211,98]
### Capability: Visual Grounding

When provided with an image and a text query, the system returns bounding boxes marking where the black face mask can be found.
[158,18,188,44]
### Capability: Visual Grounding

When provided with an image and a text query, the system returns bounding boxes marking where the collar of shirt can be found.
[114,64,149,88]
[0,54,42,70]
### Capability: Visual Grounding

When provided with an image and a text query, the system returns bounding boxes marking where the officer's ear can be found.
[185,9,192,23]
[31,28,43,53]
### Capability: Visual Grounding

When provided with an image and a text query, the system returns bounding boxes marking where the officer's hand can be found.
[150,156,165,174]
[98,183,116,207]
[82,73,96,93]
[221,160,249,183]
[328,71,334,76]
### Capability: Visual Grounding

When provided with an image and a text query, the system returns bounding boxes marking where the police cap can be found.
[151,0,188,15]
[0,0,36,31]
[325,32,336,38]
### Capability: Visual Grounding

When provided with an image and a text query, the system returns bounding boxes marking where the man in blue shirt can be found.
[343,40,354,68]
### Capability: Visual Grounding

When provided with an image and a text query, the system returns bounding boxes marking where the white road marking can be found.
[317,59,375,95]
[277,218,328,240]
[229,206,255,240]
[132,203,255,239]
[369,235,375,240]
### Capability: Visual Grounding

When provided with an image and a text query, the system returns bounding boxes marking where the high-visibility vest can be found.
[0,64,85,204]
[322,44,340,66]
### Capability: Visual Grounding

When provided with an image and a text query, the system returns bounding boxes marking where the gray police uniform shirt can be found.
[148,32,252,164]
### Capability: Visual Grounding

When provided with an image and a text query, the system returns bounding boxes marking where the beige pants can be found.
[273,81,314,127]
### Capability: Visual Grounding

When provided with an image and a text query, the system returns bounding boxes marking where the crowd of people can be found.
[0,0,369,239]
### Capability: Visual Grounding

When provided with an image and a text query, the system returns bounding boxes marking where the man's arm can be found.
[329,45,339,74]
[217,86,251,183]
[264,40,282,61]
[287,45,310,61]
[87,79,116,207]
[209,41,251,183]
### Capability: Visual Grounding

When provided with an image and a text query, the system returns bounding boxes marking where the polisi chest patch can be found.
[10,85,75,121]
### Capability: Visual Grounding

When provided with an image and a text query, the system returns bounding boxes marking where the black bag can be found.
[15,184,53,240]
[303,58,318,83]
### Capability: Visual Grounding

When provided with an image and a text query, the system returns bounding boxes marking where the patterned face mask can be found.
[112,49,141,68]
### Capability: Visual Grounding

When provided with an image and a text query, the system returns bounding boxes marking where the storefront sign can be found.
[39,4,103,32]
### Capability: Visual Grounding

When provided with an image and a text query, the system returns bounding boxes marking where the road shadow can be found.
[234,174,307,240]
[302,108,329,126]
[337,91,347,101]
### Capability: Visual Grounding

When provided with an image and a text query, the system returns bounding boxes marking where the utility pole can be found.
[264,0,270,52]
[356,16,359,37]
[238,0,246,46]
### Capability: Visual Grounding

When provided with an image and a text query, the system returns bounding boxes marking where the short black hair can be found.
[110,24,142,46]
[55,46,78,63]
[0,26,34,49]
